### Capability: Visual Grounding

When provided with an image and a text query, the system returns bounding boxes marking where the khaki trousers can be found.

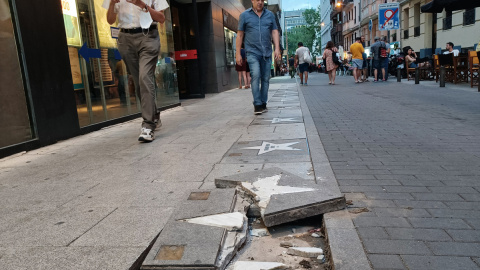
[117,28,160,130]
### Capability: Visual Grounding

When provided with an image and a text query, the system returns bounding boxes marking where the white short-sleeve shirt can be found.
[443,49,459,57]
[102,0,169,29]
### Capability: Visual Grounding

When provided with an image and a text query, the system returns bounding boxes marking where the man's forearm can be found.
[272,30,280,51]
[149,8,165,24]
[235,31,244,64]
[107,2,117,25]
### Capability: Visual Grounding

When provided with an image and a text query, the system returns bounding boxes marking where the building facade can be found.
[320,0,333,51]
[401,0,479,58]
[0,0,267,158]
[342,0,361,50]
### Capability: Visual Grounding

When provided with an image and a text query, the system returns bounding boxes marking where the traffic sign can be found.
[379,3,400,30]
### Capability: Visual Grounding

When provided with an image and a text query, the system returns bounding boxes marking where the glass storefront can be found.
[0,0,34,148]
[62,0,179,127]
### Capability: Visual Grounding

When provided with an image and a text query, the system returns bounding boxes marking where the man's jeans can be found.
[247,54,271,106]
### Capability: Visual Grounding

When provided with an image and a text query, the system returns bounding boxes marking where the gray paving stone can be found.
[348,199,396,208]
[411,193,465,201]
[427,209,480,219]
[357,227,389,240]
[428,242,480,257]
[0,247,146,270]
[385,228,452,241]
[394,200,448,209]
[465,219,480,229]
[368,254,406,270]
[363,192,415,200]
[408,218,472,229]
[363,239,432,255]
[371,207,432,218]
[353,217,411,228]
[71,207,173,247]
[401,255,480,270]
[447,229,480,242]
[174,189,237,220]
[142,221,225,269]
[460,193,480,201]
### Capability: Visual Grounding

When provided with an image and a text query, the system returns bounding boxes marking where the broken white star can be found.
[242,141,301,155]
[241,175,315,211]
[263,118,298,124]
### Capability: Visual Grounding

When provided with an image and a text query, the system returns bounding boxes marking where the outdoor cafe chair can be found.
[469,51,479,88]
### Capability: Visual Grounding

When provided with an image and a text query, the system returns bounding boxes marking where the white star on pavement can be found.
[242,141,301,155]
[263,118,298,124]
[242,175,315,211]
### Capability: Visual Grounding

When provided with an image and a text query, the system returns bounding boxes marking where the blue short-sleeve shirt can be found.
[238,8,278,58]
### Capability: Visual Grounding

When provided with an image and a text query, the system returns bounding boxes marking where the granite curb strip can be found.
[298,83,371,270]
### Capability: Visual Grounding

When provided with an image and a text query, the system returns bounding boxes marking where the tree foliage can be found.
[286,8,322,59]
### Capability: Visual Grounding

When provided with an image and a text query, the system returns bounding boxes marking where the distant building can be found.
[285,9,308,31]
[320,0,333,52]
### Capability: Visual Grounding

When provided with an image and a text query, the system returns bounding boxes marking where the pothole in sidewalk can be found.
[226,214,330,270]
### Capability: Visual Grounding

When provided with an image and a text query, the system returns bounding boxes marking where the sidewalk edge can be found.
[298,84,371,270]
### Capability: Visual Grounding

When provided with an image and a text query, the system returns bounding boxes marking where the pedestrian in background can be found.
[350,37,364,83]
[288,55,295,78]
[295,42,310,86]
[360,36,369,82]
[104,0,169,142]
[382,36,390,81]
[235,44,249,89]
[236,0,281,115]
[322,41,338,85]
[371,36,386,82]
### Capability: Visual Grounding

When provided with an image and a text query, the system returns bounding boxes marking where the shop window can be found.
[224,27,236,66]
[0,0,34,148]
[62,0,178,127]
[443,10,452,30]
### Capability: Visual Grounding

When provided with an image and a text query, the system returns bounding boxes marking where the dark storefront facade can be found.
[0,0,262,158]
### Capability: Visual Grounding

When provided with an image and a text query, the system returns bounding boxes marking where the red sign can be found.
[175,50,198,60]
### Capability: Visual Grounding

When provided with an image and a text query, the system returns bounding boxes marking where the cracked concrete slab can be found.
[215,168,345,227]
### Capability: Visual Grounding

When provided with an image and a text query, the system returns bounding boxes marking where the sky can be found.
[282,0,319,11]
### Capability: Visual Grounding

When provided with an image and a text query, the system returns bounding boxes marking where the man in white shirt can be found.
[443,42,460,57]
[295,42,310,86]
[103,0,168,142]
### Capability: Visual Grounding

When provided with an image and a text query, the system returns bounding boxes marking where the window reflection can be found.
[0,0,33,148]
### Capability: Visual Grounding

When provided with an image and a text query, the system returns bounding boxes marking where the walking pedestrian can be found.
[350,37,364,83]
[295,42,310,86]
[236,44,249,89]
[104,0,169,142]
[288,55,295,78]
[322,41,339,85]
[236,0,281,115]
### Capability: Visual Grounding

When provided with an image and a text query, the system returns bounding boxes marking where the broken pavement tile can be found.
[287,247,324,258]
[215,168,345,227]
[233,261,288,270]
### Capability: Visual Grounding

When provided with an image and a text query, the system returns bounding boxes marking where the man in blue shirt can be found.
[236,0,281,115]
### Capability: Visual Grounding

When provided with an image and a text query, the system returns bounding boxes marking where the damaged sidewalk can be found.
[0,77,367,270]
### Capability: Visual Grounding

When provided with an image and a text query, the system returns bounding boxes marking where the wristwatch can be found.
[143,3,149,12]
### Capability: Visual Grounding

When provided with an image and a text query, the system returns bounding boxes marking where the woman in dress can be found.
[322,41,339,85]
[236,44,249,89]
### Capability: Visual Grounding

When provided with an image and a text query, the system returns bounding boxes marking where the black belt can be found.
[120,24,157,33]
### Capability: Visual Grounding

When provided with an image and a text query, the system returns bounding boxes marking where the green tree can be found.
[286,8,321,60]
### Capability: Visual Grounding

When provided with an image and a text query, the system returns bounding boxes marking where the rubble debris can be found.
[287,247,324,258]
[233,261,288,270]
[317,255,325,264]
[251,228,269,237]
[299,259,312,268]
[280,241,294,248]
[311,233,321,238]
[348,207,370,214]
[247,204,262,218]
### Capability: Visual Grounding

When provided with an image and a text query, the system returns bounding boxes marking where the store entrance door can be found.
[170,1,207,99]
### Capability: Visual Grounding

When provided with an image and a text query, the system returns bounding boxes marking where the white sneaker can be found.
[138,127,154,142]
